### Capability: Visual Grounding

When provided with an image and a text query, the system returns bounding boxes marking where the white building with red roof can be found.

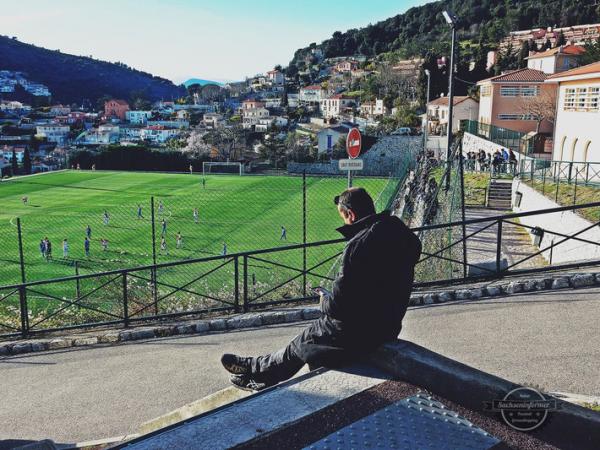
[526,45,586,74]
[546,61,600,163]
[320,94,354,119]
[426,96,479,135]
[299,85,324,106]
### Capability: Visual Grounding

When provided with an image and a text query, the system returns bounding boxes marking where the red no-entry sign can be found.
[346,128,362,159]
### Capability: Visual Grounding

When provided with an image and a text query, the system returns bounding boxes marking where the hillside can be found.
[290,0,600,66]
[0,35,186,105]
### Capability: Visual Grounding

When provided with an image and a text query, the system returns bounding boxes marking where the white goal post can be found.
[202,162,244,176]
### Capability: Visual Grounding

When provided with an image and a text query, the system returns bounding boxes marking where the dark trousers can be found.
[249,319,355,386]
[250,340,306,386]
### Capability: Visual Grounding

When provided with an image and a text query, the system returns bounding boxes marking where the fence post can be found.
[568,162,573,184]
[243,255,248,313]
[302,171,307,298]
[234,256,239,313]
[496,219,503,274]
[458,140,468,279]
[542,166,546,195]
[555,175,560,203]
[122,271,129,327]
[585,163,590,186]
[16,218,28,337]
[150,196,158,315]
[573,168,579,205]
[75,261,81,301]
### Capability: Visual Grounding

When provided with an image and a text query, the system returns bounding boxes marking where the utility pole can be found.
[442,10,458,190]
[423,69,431,154]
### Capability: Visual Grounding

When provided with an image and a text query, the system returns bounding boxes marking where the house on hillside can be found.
[546,61,600,163]
[267,70,284,85]
[526,45,586,74]
[320,94,354,119]
[299,85,324,107]
[426,96,479,136]
[476,68,555,135]
[360,99,387,118]
[126,110,152,125]
[316,123,354,154]
[36,124,70,145]
[334,60,359,73]
[104,99,130,121]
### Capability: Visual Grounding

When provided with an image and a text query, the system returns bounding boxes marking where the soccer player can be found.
[161,219,167,236]
[45,238,52,260]
[84,237,90,257]
[103,210,110,226]
[160,237,168,255]
[189,164,193,175]
[176,232,183,249]
[202,178,206,189]
[92,164,96,171]
[222,242,227,256]
[22,196,28,205]
[193,208,199,224]
[280,225,287,240]
[137,204,144,219]
[158,200,164,215]
[86,225,92,239]
[101,238,109,252]
[39,239,46,259]
[62,239,69,258]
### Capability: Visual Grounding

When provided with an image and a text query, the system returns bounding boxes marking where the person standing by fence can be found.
[39,239,46,259]
[84,237,90,257]
[86,225,92,239]
[62,239,69,259]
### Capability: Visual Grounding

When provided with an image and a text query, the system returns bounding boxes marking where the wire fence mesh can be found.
[0,156,415,335]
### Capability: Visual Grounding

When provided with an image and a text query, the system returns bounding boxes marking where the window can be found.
[497,114,535,120]
[576,87,588,109]
[500,86,520,97]
[564,88,576,110]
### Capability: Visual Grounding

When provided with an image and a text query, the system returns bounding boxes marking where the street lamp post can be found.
[443,10,458,190]
[423,69,431,155]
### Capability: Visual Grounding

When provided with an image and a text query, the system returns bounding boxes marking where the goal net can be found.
[202,162,244,176]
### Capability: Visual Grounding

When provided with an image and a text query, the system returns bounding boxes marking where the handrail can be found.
[2,201,600,292]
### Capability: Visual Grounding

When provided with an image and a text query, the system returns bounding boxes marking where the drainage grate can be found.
[305,393,501,449]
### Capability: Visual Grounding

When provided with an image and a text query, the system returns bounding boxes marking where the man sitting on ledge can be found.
[221,187,422,391]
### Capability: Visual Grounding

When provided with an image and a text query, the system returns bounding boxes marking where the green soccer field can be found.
[0,170,394,287]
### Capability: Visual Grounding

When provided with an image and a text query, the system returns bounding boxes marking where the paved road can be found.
[1,287,599,444]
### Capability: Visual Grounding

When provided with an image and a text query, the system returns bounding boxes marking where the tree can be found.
[517,40,530,69]
[581,38,600,66]
[11,149,18,174]
[23,148,32,174]
[259,136,286,169]
[518,89,557,133]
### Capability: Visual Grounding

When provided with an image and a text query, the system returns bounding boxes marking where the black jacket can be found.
[293,212,421,363]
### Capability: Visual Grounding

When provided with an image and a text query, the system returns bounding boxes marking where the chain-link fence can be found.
[0,157,416,336]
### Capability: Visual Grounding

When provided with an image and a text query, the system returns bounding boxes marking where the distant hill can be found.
[183,78,224,87]
[0,35,186,105]
[289,0,599,66]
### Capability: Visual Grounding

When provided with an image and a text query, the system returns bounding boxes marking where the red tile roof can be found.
[546,61,600,80]
[477,68,548,84]
[427,96,475,107]
[527,45,585,59]
[301,85,323,91]
[107,99,129,106]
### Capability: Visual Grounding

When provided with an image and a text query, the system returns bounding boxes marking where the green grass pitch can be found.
[0,170,393,287]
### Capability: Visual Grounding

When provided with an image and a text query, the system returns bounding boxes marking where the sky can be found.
[0,0,433,84]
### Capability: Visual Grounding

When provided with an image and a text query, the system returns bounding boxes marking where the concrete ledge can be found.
[138,387,252,435]
[370,340,600,450]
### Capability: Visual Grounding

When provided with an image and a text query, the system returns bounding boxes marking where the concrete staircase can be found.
[486,180,512,209]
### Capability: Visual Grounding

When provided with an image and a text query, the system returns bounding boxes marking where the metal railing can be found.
[2,201,600,339]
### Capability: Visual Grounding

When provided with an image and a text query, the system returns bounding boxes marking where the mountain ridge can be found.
[0,35,186,105]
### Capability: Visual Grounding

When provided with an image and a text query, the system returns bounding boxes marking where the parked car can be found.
[392,127,411,136]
